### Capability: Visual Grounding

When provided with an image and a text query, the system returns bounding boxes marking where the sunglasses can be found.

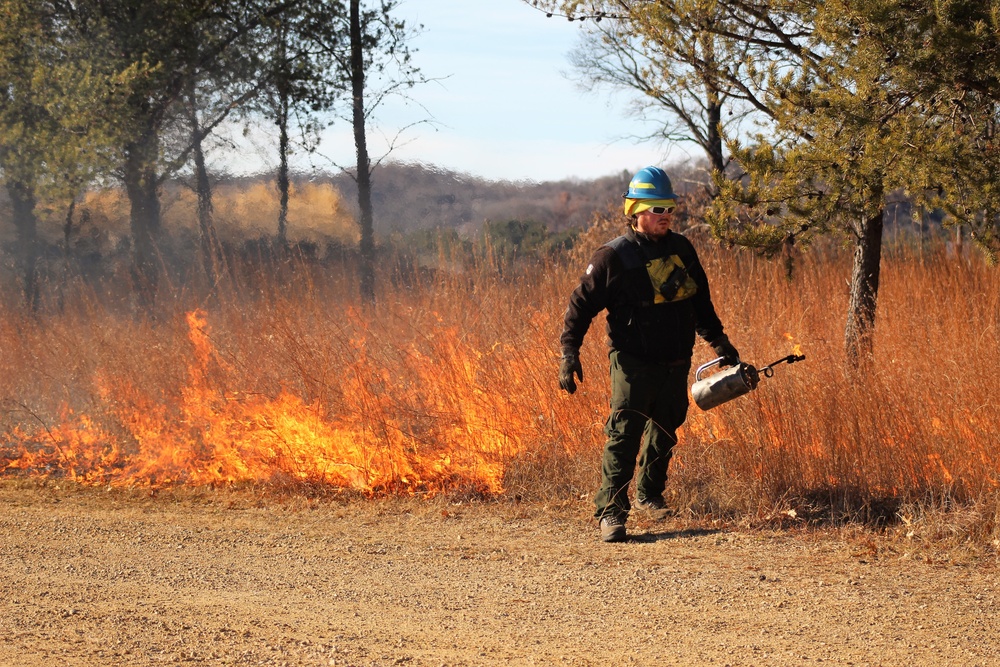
[649,206,674,215]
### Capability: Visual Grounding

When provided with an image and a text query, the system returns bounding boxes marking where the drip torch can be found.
[691,353,806,411]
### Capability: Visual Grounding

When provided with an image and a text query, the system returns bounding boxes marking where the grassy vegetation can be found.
[0,202,998,549]
[71,180,360,247]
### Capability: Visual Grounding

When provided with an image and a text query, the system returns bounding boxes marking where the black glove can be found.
[710,334,740,367]
[559,353,584,394]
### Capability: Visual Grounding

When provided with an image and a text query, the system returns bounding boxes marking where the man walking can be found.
[558,166,741,542]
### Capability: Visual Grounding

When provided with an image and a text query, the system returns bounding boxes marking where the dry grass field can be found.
[1,213,997,547]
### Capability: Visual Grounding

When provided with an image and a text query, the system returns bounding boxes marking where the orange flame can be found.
[783,332,803,357]
[2,311,517,495]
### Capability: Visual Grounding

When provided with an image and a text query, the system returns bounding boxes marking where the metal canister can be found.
[691,357,760,411]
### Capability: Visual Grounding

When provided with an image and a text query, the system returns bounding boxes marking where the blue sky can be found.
[230,0,694,183]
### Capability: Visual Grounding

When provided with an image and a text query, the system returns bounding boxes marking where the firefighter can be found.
[558,166,741,543]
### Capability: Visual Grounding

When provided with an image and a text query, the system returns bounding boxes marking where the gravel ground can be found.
[1,484,997,666]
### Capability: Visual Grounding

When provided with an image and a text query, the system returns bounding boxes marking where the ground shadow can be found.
[628,527,721,543]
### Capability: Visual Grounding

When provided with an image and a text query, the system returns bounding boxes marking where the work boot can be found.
[599,514,627,543]
[635,495,671,521]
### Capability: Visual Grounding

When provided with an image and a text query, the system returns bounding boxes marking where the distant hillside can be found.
[316,162,633,236]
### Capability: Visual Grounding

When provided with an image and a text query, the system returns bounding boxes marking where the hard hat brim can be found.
[623,198,677,216]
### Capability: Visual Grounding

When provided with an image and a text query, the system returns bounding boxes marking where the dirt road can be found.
[1,484,997,666]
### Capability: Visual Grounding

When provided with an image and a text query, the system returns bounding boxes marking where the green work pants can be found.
[593,349,691,519]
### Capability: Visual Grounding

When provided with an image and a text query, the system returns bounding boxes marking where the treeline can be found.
[0,164,641,309]
[0,154,966,310]
[0,0,421,308]
[0,159,631,288]
[0,153,770,281]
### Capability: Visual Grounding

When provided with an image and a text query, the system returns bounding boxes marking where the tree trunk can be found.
[277,93,290,249]
[193,135,217,285]
[350,0,375,305]
[704,96,725,201]
[844,206,885,366]
[187,78,218,285]
[59,197,77,312]
[7,179,40,311]
[698,32,725,197]
[276,20,290,250]
[123,123,162,308]
[706,99,724,175]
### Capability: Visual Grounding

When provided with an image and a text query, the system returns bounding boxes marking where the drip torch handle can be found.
[695,357,726,381]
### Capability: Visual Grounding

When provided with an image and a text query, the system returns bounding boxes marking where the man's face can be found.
[634,207,673,239]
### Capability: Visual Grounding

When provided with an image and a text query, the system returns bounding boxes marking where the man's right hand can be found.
[559,353,584,394]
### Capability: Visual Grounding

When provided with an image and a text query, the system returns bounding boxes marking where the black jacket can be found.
[560,228,725,364]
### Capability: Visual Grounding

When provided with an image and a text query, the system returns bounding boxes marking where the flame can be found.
[2,311,517,495]
[783,332,803,357]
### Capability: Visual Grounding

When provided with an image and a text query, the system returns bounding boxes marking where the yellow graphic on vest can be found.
[647,255,698,304]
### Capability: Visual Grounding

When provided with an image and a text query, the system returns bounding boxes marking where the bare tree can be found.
[307,0,427,305]
[559,1,754,187]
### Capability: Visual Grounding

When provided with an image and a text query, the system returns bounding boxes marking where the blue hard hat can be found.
[624,166,677,200]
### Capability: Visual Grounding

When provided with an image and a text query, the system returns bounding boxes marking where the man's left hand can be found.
[711,334,740,367]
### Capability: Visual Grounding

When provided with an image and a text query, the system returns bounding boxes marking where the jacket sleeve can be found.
[681,240,726,343]
[559,247,616,356]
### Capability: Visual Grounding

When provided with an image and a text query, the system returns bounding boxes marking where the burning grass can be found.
[0,233,998,544]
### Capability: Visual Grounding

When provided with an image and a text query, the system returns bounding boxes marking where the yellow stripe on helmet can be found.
[623,198,677,216]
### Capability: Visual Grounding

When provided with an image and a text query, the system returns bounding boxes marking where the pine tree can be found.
[0,0,124,308]
[537,0,1000,365]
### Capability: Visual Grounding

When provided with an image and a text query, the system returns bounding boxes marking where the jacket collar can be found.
[627,227,673,246]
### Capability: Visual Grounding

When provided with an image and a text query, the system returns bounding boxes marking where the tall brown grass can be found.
[0,218,997,544]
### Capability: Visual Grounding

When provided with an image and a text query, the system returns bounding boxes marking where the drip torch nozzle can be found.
[759,354,806,378]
